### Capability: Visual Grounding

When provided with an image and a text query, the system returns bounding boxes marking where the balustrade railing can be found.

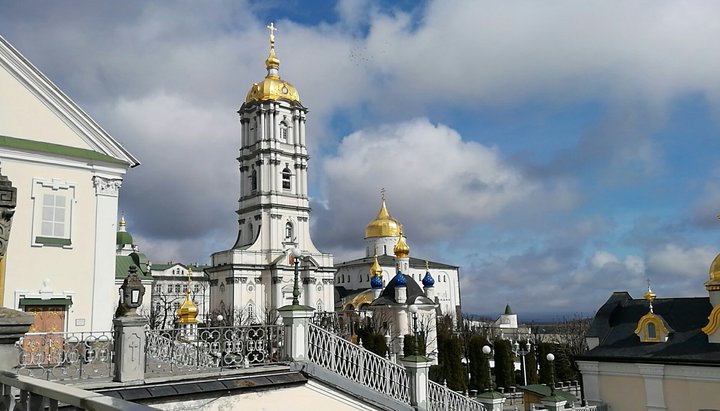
[15,331,114,381]
[428,380,485,411]
[307,323,410,404]
[145,325,284,374]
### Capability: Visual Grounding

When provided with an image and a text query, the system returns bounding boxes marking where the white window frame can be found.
[31,178,76,248]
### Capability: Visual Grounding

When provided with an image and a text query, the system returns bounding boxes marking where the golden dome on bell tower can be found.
[365,192,402,239]
[245,22,301,104]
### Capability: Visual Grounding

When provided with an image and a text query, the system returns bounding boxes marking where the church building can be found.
[335,196,462,319]
[207,25,335,323]
[0,35,138,332]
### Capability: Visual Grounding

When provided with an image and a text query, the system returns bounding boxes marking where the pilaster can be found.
[638,363,666,411]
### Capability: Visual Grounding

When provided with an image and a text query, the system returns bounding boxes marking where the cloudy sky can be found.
[4,0,720,317]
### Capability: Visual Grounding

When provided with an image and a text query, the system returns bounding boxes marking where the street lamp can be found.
[513,340,532,386]
[290,247,302,306]
[546,353,556,396]
[482,345,493,392]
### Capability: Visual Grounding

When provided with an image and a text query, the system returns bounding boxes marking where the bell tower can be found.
[209,23,335,322]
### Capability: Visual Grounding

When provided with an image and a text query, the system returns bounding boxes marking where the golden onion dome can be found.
[177,269,199,324]
[370,254,383,278]
[643,287,656,303]
[393,231,410,259]
[365,199,402,239]
[245,23,301,104]
[177,293,199,324]
[707,253,720,290]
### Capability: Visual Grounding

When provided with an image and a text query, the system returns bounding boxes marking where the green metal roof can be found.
[0,134,130,166]
[116,231,134,246]
[116,254,152,279]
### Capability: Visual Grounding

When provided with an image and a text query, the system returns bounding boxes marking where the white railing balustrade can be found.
[15,331,114,381]
[428,380,485,411]
[307,324,410,404]
[145,325,284,374]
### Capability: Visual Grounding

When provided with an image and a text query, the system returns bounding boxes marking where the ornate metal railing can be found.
[307,323,410,404]
[15,331,114,381]
[145,325,284,374]
[428,380,485,411]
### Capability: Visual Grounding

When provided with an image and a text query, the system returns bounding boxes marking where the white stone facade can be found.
[0,35,137,332]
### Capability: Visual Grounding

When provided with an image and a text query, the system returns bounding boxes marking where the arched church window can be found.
[647,322,656,339]
[251,169,258,191]
[282,166,291,190]
[285,222,294,241]
[247,302,255,320]
[359,274,362,283]
[279,124,288,142]
[316,300,323,311]
[248,222,254,242]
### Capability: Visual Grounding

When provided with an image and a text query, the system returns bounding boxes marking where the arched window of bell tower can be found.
[285,222,294,242]
[251,168,258,192]
[282,166,291,190]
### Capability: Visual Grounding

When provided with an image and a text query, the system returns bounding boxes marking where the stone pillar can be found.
[0,166,17,307]
[401,355,433,411]
[0,308,34,371]
[278,305,314,361]
[112,314,147,383]
[540,395,567,411]
[476,391,506,411]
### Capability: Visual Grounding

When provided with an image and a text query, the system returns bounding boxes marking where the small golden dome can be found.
[370,254,383,278]
[365,199,402,239]
[707,253,720,290]
[246,23,300,104]
[119,215,126,228]
[177,293,198,324]
[177,269,199,324]
[643,287,656,303]
[393,231,410,259]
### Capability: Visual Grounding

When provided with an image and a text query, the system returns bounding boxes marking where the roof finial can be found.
[381,187,386,202]
[644,278,656,313]
[264,22,280,72]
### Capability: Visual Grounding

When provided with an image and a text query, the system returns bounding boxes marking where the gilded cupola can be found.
[365,195,403,239]
[177,268,199,324]
[707,253,720,291]
[393,230,410,259]
[245,22,300,104]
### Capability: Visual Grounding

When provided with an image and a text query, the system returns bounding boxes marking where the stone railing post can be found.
[401,355,433,410]
[113,266,148,383]
[476,390,506,411]
[540,395,567,411]
[0,308,33,371]
[278,305,314,361]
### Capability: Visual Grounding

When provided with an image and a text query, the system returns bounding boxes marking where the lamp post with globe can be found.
[513,340,532,386]
[290,247,302,306]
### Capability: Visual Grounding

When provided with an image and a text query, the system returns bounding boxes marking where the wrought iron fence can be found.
[307,323,410,404]
[15,331,115,381]
[145,325,284,374]
[428,380,486,411]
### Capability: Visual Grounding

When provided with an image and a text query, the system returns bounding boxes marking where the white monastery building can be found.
[0,35,138,332]
[208,25,335,323]
[335,197,462,319]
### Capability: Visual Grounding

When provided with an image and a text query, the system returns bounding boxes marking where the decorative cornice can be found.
[93,176,122,197]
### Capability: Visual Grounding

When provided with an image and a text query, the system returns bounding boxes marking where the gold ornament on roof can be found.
[370,251,383,278]
[119,215,126,228]
[245,22,300,104]
[393,230,410,259]
[177,267,199,324]
[707,252,720,291]
[365,190,403,239]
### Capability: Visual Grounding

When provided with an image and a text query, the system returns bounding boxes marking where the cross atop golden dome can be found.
[245,22,300,104]
[365,190,403,239]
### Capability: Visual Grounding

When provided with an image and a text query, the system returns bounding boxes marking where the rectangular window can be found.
[167,284,173,293]
[32,179,75,248]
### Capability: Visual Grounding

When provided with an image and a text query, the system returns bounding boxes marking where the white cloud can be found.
[317,118,536,247]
